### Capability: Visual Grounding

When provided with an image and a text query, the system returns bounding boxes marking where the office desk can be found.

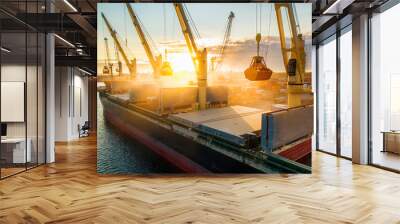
[1,138,31,163]
[382,131,400,154]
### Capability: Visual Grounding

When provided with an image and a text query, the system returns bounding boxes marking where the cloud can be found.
[151,35,312,73]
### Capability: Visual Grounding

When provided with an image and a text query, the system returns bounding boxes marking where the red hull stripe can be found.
[104,111,210,173]
[278,138,311,162]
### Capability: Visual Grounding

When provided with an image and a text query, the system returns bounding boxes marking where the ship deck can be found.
[101,92,311,173]
[169,105,267,147]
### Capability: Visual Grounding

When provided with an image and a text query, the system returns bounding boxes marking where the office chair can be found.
[79,121,90,138]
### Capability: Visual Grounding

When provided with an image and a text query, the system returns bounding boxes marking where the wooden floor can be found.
[1,135,400,223]
[373,150,400,171]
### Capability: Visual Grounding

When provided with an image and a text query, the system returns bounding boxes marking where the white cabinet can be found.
[1,138,31,163]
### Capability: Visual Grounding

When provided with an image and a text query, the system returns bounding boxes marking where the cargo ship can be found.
[98,81,313,174]
[98,3,313,173]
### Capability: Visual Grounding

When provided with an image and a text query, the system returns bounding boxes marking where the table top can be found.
[381,131,400,134]
[1,138,28,143]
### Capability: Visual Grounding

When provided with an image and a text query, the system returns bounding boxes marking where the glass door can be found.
[339,27,352,158]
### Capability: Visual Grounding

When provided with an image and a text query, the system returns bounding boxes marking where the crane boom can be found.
[125,3,158,73]
[101,12,136,77]
[216,11,235,70]
[173,3,199,71]
[174,3,207,110]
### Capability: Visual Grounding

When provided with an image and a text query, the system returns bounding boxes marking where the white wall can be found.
[1,63,46,164]
[1,65,35,137]
[54,67,89,141]
[55,67,69,141]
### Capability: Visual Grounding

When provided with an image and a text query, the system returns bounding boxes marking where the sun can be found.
[167,52,195,72]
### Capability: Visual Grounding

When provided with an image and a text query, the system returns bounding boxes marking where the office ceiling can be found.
[0,0,394,74]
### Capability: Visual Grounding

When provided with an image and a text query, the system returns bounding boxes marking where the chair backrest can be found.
[83,121,90,129]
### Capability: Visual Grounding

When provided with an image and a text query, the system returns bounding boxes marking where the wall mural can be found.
[97,2,313,174]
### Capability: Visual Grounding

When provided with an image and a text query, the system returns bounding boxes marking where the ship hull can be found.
[100,94,262,173]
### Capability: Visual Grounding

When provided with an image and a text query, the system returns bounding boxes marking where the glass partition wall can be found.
[339,27,352,159]
[316,0,400,172]
[0,2,46,179]
[370,3,400,171]
[316,26,352,159]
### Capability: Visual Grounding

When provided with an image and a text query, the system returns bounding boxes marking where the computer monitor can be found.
[1,123,7,137]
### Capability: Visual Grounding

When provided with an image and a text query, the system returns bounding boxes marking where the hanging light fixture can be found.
[1,47,11,53]
[63,0,78,12]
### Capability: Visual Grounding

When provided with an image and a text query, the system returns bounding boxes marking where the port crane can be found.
[126,3,173,78]
[102,12,137,79]
[211,11,235,72]
[103,37,113,75]
[114,41,122,76]
[174,3,208,110]
[244,3,310,107]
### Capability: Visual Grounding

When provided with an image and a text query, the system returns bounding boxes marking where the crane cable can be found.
[264,4,273,63]
[292,3,302,35]
[101,16,107,65]
[123,4,128,47]
[255,3,263,55]
[255,3,262,34]
[127,3,160,56]
[285,8,293,50]
[183,4,201,41]
[163,4,167,42]
[256,4,258,34]
[136,13,160,55]
[259,4,262,35]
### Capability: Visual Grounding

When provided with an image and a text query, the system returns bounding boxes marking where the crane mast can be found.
[101,12,136,78]
[174,3,208,110]
[274,3,309,107]
[104,37,113,76]
[114,41,122,76]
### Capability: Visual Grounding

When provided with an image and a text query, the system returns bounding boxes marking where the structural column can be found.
[46,0,55,163]
[46,33,55,163]
[352,14,369,164]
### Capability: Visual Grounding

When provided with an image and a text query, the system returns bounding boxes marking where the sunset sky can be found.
[97,3,311,74]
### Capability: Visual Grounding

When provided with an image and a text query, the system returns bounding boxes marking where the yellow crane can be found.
[211,11,235,72]
[174,3,208,110]
[103,37,113,76]
[126,3,173,78]
[244,3,311,107]
[275,3,309,107]
[114,41,122,76]
[101,12,136,79]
